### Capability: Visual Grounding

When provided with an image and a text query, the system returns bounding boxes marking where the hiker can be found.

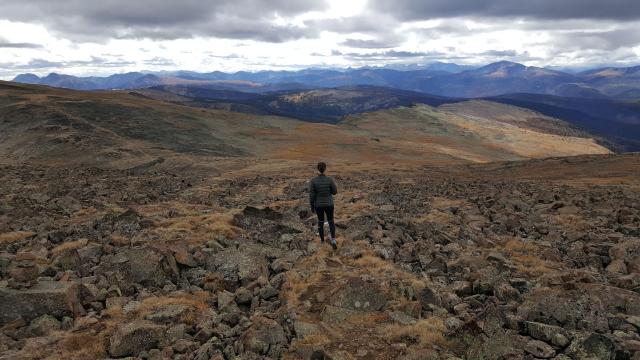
[309,162,338,250]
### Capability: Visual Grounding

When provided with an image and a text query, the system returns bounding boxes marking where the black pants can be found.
[315,205,336,240]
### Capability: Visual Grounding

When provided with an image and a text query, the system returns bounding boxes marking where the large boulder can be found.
[331,277,388,311]
[94,246,170,292]
[565,333,616,360]
[517,288,609,332]
[0,280,84,324]
[524,339,556,358]
[525,321,572,347]
[241,316,287,356]
[108,320,165,357]
[205,245,270,288]
[232,206,304,245]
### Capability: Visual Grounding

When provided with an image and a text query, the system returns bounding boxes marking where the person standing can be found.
[309,162,338,250]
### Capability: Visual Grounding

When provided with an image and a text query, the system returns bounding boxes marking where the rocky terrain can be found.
[0,153,639,359]
[0,80,639,359]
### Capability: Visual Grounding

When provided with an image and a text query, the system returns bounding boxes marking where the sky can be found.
[0,0,639,79]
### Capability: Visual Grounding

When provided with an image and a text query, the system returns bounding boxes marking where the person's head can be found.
[317,162,327,174]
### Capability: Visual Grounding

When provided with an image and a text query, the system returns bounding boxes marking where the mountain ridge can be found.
[12,61,640,99]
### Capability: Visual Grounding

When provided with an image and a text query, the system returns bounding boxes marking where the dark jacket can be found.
[309,174,337,208]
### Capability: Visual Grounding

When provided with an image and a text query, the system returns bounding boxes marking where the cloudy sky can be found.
[0,0,639,79]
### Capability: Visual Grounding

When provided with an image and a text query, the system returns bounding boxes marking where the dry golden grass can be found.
[109,234,130,246]
[154,211,241,245]
[281,270,325,308]
[47,333,107,360]
[131,293,212,325]
[68,207,99,225]
[51,238,88,255]
[501,238,538,253]
[0,231,36,244]
[384,317,448,347]
[431,197,463,208]
[511,254,559,276]
[343,312,389,326]
[493,237,560,276]
[415,210,457,224]
[552,214,591,232]
[290,334,332,347]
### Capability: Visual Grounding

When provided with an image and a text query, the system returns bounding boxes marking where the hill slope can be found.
[0,81,610,168]
[136,85,456,123]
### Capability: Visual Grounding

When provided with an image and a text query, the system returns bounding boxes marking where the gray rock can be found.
[525,321,571,347]
[217,290,235,310]
[108,320,165,357]
[205,246,269,287]
[565,333,616,360]
[322,305,359,323]
[525,339,556,358]
[389,311,417,325]
[95,247,170,291]
[28,315,61,336]
[172,339,198,353]
[105,296,131,309]
[332,280,388,311]
[52,248,81,271]
[241,316,287,355]
[494,281,520,301]
[444,317,464,332]
[145,304,187,323]
[294,320,321,338]
[450,281,472,297]
[270,258,293,274]
[8,262,39,287]
[0,280,84,324]
[418,286,442,308]
[234,287,253,305]
[258,286,279,300]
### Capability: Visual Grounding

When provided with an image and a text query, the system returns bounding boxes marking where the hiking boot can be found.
[330,238,337,250]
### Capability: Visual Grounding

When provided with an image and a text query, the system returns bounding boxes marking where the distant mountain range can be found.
[13,61,640,100]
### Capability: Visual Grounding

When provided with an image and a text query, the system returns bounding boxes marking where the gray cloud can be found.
[553,27,640,51]
[0,36,42,48]
[340,50,446,60]
[368,0,640,21]
[481,50,517,57]
[143,57,176,66]
[339,38,402,49]
[0,0,328,42]
[0,42,42,49]
[6,56,134,70]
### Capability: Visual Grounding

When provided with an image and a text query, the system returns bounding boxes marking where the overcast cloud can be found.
[0,0,638,79]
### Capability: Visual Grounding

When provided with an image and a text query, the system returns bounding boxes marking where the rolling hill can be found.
[0,81,609,168]
[132,84,640,151]
[487,93,640,152]
[135,85,458,123]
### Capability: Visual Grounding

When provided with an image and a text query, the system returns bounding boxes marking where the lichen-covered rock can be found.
[565,333,616,360]
[524,339,555,358]
[108,320,165,357]
[241,316,287,356]
[205,245,269,288]
[0,280,84,324]
[94,246,170,292]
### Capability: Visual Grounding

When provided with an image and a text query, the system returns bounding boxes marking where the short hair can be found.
[317,162,327,173]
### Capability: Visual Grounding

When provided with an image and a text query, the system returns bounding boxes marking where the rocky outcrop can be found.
[0,280,84,324]
[108,320,165,357]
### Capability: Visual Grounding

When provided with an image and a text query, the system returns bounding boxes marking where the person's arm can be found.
[331,178,337,195]
[309,179,316,212]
